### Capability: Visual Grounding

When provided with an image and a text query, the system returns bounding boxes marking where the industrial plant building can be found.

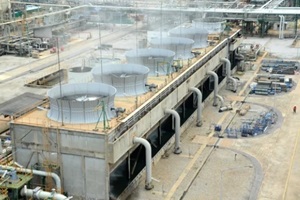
[0,0,300,200]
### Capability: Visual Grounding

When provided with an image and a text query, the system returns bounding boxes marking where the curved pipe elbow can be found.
[165,109,182,154]
[133,137,153,190]
[188,87,203,126]
[228,77,238,92]
[221,58,238,92]
[235,49,244,60]
[21,185,69,200]
[220,58,231,78]
[31,169,62,193]
[216,95,224,107]
[0,165,62,193]
[207,71,219,106]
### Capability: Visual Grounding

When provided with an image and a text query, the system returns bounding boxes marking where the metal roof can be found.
[0,93,46,117]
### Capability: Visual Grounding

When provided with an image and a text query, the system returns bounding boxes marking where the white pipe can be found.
[21,185,71,200]
[281,15,284,39]
[1,170,7,179]
[280,15,282,38]
[216,95,224,107]
[133,137,153,190]
[207,71,224,107]
[13,162,23,168]
[0,165,62,193]
[279,15,282,39]
[11,1,71,8]
[189,87,203,127]
[235,48,245,71]
[220,58,238,92]
[0,5,87,26]
[234,48,244,60]
[165,109,182,154]
[0,139,2,153]
[282,15,285,39]
[279,15,284,39]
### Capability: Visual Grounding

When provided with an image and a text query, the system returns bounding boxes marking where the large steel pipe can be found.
[21,185,71,200]
[133,137,154,190]
[0,165,62,193]
[189,87,203,127]
[220,58,237,92]
[207,71,224,107]
[165,109,182,154]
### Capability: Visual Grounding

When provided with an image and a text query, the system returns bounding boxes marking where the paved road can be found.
[0,24,144,83]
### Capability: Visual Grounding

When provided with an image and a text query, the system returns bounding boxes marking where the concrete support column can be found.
[133,137,154,190]
[189,87,202,127]
[165,109,182,154]
[207,71,224,107]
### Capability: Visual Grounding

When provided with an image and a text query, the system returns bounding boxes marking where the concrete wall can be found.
[11,124,108,200]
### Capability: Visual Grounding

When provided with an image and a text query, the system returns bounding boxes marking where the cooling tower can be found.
[149,37,194,59]
[90,57,121,68]
[169,25,208,49]
[192,18,225,34]
[125,48,175,76]
[47,83,117,124]
[68,67,92,83]
[92,64,150,96]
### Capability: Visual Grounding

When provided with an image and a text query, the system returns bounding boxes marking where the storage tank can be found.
[92,64,150,96]
[125,48,175,76]
[47,83,117,124]
[149,37,194,60]
[169,25,208,49]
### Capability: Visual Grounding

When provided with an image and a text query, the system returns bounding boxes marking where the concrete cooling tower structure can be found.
[68,66,92,83]
[68,57,122,84]
[149,37,194,60]
[192,17,225,34]
[125,48,175,76]
[169,26,208,49]
[47,83,117,124]
[92,64,150,96]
